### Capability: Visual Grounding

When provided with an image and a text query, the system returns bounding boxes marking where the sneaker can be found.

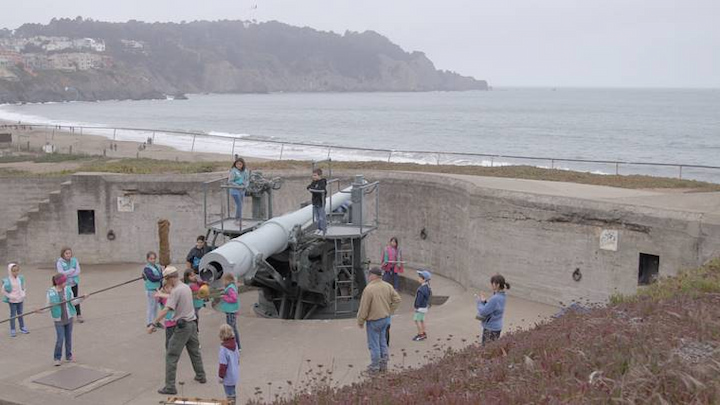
[412,334,427,341]
[76,316,84,324]
[54,360,61,367]
[157,387,177,395]
[66,357,75,363]
[418,333,427,341]
[153,322,164,329]
[19,328,29,334]
[194,375,207,384]
[10,329,16,338]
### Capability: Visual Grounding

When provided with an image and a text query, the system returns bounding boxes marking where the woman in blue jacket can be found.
[476,274,510,345]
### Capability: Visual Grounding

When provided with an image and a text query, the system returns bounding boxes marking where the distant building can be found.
[0,49,22,68]
[22,53,51,70]
[48,53,103,71]
[121,39,145,50]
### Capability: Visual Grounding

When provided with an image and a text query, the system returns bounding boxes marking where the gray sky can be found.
[3,0,719,88]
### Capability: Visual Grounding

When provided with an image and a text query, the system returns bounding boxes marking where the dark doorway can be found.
[638,253,660,285]
[77,210,96,235]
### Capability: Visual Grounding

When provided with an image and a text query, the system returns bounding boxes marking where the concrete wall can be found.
[3,170,719,307]
[0,176,68,236]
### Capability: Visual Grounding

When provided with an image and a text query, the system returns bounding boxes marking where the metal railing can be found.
[4,123,720,183]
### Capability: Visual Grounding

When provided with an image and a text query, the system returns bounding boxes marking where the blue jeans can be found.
[8,302,25,331]
[365,317,391,371]
[382,271,400,291]
[146,290,159,326]
[226,313,241,350]
[230,189,245,220]
[54,321,73,361]
[224,384,236,399]
[313,205,327,232]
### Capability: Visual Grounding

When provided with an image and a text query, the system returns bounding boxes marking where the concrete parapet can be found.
[2,170,719,307]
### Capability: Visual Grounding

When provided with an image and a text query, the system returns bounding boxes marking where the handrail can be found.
[4,123,720,181]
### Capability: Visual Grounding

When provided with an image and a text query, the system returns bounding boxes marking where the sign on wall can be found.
[117,196,135,212]
[599,229,619,251]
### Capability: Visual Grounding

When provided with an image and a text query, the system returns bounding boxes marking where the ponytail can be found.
[491,274,510,290]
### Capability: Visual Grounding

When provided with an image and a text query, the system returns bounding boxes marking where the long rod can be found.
[0,276,143,325]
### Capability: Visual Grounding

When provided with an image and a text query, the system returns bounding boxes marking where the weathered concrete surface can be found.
[362,171,720,306]
[0,264,556,405]
[0,176,68,237]
[2,171,719,307]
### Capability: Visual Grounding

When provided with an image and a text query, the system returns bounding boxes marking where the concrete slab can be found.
[0,264,557,405]
[32,366,110,391]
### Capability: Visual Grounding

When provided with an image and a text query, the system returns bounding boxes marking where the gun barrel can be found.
[199,187,353,282]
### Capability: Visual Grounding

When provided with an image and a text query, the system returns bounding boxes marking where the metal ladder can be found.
[333,238,355,316]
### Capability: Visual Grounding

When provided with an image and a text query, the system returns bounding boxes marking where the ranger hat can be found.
[162,266,179,278]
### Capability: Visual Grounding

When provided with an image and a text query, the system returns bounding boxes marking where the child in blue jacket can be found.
[412,270,432,341]
[476,274,510,345]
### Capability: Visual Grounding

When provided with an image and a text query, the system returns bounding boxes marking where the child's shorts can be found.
[413,311,426,322]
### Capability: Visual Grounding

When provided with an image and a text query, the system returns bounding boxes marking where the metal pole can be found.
[375,184,380,228]
[679,165,683,179]
[327,147,332,159]
[152,131,156,143]
[490,157,494,167]
[191,134,196,152]
[387,151,392,163]
[203,182,208,228]
[551,159,555,169]
[615,163,619,175]
[279,144,284,160]
[231,138,237,157]
[436,153,441,165]
[113,128,117,140]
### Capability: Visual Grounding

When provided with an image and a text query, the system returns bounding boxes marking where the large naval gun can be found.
[199,174,379,319]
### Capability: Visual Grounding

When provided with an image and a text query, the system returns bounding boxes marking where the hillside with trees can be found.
[0,18,487,103]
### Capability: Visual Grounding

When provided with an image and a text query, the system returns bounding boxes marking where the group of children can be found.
[1,247,84,365]
[381,236,510,346]
[142,246,241,402]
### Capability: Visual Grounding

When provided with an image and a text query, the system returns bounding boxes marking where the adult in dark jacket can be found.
[186,235,211,273]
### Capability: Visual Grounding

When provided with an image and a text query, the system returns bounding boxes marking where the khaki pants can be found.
[165,320,205,390]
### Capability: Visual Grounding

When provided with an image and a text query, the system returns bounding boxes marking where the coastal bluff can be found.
[0,18,488,103]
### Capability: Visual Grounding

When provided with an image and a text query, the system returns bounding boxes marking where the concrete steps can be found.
[0,180,73,261]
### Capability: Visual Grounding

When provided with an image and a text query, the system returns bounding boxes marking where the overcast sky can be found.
[3,0,719,88]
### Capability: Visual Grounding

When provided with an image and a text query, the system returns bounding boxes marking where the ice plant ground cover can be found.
[250,259,720,404]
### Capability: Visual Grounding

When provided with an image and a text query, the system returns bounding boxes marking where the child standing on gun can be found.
[219,273,241,351]
[3,263,28,337]
[412,270,432,341]
[307,168,327,233]
[218,324,240,404]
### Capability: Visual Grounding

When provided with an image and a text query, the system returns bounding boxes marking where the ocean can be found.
[1,89,719,181]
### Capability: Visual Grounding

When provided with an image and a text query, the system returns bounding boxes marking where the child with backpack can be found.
[219,273,241,351]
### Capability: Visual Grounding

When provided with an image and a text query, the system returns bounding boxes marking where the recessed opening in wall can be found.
[77,210,96,235]
[638,253,660,285]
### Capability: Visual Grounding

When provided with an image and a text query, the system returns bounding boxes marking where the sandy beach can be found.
[0,120,257,169]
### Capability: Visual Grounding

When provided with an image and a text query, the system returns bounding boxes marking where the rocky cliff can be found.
[0,19,487,103]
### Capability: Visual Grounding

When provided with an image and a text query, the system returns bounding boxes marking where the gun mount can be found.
[203,171,283,244]
[200,174,379,319]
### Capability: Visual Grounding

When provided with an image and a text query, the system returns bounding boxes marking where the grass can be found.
[249,259,720,404]
[0,152,719,191]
